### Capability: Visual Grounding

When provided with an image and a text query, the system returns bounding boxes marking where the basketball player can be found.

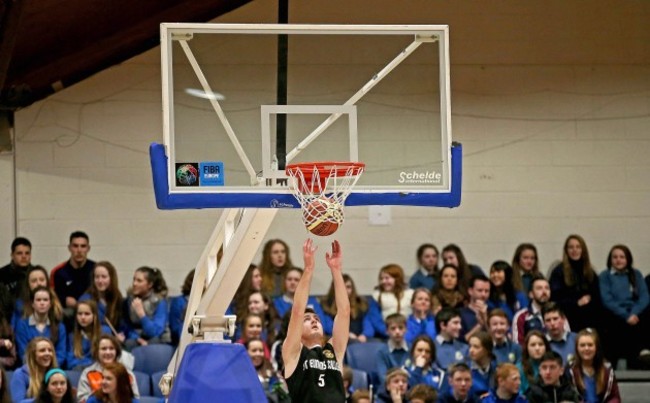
[283,239,349,402]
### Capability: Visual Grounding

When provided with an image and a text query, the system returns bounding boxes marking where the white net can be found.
[286,162,365,228]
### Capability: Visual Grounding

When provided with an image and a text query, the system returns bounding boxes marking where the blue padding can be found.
[150,142,462,209]
[167,343,266,403]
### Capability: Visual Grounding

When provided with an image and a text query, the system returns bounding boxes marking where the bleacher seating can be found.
[65,370,81,389]
[134,370,152,397]
[132,344,175,375]
[351,368,369,391]
[151,370,166,398]
[138,396,162,403]
[345,341,384,388]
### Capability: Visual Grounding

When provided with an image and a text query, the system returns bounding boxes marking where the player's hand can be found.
[389,385,403,403]
[325,240,342,272]
[303,238,317,271]
[577,295,591,306]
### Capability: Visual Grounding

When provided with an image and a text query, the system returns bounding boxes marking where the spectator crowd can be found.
[0,232,648,402]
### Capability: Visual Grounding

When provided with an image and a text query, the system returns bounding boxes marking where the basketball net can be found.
[285,162,365,229]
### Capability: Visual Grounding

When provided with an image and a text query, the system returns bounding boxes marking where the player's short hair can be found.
[11,237,31,253]
[540,350,563,366]
[69,231,89,243]
[385,313,407,327]
[541,301,565,319]
[435,307,460,332]
[304,307,317,315]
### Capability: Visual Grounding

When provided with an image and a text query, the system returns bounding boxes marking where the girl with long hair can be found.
[569,329,621,402]
[67,300,109,370]
[549,234,601,332]
[86,362,137,403]
[487,261,528,321]
[431,264,466,314]
[236,313,271,360]
[10,337,58,402]
[169,268,196,346]
[409,243,440,290]
[517,330,551,393]
[245,338,280,394]
[15,286,67,366]
[232,265,262,320]
[321,274,369,343]
[12,266,58,328]
[372,264,413,320]
[599,244,649,368]
[124,266,170,349]
[33,368,75,403]
[243,291,280,346]
[77,335,140,403]
[259,239,294,297]
[441,244,483,291]
[80,261,125,340]
[405,288,437,344]
[0,287,16,369]
[467,331,497,396]
[403,335,446,392]
[511,243,542,293]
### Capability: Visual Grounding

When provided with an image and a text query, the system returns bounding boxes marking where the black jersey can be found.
[285,342,345,403]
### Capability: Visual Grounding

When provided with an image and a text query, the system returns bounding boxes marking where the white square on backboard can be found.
[368,205,391,226]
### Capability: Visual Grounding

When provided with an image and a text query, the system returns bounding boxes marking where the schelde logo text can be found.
[398,170,442,184]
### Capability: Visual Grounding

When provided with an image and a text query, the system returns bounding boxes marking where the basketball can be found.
[303,197,343,236]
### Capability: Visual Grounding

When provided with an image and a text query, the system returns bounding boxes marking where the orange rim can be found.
[286,161,365,194]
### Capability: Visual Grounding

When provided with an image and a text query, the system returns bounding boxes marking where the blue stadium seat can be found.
[351,368,369,391]
[134,370,152,397]
[132,344,175,375]
[138,396,162,403]
[65,370,81,390]
[151,370,166,398]
[345,341,384,388]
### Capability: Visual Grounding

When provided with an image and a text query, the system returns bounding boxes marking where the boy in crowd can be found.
[437,363,478,403]
[376,367,410,403]
[487,310,522,365]
[434,308,469,370]
[51,231,95,313]
[460,275,490,341]
[525,351,580,403]
[377,313,410,383]
[542,302,577,365]
[479,363,527,403]
[0,237,33,299]
[512,275,551,345]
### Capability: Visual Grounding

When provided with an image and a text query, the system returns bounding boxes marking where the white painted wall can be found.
[7,0,650,295]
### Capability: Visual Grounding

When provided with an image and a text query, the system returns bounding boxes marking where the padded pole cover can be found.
[168,343,266,402]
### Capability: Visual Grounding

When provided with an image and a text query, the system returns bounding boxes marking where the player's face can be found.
[566,238,583,261]
[387,323,405,343]
[379,272,396,292]
[285,270,301,294]
[488,316,508,341]
[450,371,472,397]
[577,335,596,362]
[68,236,90,265]
[94,265,111,292]
[442,251,458,267]
[251,268,262,291]
[302,312,323,338]
[519,249,537,272]
[413,340,432,366]
[247,340,265,367]
[29,270,48,290]
[98,339,117,364]
[33,290,51,315]
[543,312,564,338]
[419,247,438,272]
[270,242,287,268]
[527,335,546,360]
[610,248,628,271]
[441,267,458,290]
[248,293,267,315]
[530,280,550,305]
[245,317,263,339]
[412,291,431,312]
[501,370,521,395]
[489,268,505,287]
[11,244,31,267]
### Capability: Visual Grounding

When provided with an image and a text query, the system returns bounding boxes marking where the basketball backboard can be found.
[150,24,461,209]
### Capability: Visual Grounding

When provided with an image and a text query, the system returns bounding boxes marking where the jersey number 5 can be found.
[318,374,325,387]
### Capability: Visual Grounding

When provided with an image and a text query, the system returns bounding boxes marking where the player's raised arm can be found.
[282,238,317,378]
[326,240,350,364]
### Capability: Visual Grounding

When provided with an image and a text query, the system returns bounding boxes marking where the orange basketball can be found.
[303,197,342,236]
